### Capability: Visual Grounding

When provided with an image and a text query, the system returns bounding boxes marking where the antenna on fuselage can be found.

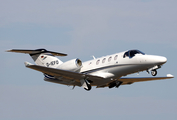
[92,56,96,59]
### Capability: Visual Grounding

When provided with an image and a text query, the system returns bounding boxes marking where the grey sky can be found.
[1,0,177,120]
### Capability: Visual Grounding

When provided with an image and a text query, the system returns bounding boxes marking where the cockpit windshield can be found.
[123,50,145,58]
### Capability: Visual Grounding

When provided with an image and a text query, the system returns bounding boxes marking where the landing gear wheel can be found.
[84,84,91,91]
[151,70,157,76]
[84,82,92,91]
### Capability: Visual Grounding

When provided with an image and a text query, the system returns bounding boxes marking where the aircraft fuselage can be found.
[81,50,167,80]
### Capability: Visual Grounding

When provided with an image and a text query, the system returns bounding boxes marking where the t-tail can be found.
[6,49,67,68]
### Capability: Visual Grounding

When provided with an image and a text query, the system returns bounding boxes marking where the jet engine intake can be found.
[57,58,82,72]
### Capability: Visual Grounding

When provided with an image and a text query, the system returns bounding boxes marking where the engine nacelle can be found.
[57,58,82,72]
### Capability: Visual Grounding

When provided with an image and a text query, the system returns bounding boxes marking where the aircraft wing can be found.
[24,62,174,88]
[25,62,107,86]
[119,75,174,85]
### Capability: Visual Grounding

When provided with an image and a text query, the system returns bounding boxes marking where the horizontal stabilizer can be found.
[6,49,67,56]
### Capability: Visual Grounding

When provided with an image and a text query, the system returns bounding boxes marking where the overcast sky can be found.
[1,0,177,120]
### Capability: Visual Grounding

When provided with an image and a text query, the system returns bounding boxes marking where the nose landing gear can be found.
[151,70,157,76]
[147,65,161,76]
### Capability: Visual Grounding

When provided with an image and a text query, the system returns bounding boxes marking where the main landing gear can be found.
[84,82,91,91]
[80,79,92,91]
[109,81,122,89]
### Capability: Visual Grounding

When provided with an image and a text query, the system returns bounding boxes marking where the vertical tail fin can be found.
[6,49,67,68]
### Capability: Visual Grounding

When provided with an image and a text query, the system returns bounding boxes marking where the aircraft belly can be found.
[86,64,155,79]
[111,64,154,77]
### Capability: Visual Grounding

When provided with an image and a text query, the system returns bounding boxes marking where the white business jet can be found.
[7,49,174,91]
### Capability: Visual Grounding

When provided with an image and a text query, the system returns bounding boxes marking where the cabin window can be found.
[96,60,100,65]
[108,57,112,62]
[114,55,118,60]
[102,58,106,63]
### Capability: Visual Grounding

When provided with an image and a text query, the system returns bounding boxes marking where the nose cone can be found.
[145,55,167,65]
[158,56,167,64]
[151,55,167,65]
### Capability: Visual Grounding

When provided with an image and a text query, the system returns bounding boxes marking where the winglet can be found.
[167,74,174,78]
[24,61,33,67]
